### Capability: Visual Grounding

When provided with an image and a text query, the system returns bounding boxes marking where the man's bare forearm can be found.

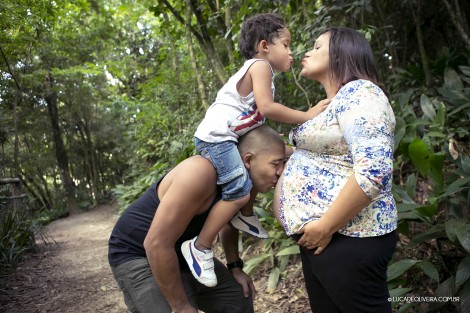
[219,223,241,263]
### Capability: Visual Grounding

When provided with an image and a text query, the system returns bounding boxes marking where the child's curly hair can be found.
[238,13,286,59]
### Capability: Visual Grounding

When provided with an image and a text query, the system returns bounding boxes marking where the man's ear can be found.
[242,152,254,169]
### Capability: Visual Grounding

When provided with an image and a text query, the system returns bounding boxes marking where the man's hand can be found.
[230,268,256,300]
[297,220,333,255]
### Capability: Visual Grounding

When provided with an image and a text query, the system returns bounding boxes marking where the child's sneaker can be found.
[181,236,217,287]
[230,211,269,238]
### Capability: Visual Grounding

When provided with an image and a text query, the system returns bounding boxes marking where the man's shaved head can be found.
[238,125,285,156]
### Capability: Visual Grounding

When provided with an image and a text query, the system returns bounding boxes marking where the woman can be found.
[273,27,397,312]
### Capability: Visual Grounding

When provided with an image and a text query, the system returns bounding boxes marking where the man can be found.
[108,125,285,313]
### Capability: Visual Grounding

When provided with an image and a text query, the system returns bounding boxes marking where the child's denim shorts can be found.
[194,137,252,200]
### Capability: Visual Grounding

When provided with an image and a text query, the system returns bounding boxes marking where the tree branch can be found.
[441,0,470,50]
[0,44,21,90]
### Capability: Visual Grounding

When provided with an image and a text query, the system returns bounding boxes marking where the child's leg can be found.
[239,190,256,217]
[196,195,250,250]
[183,139,251,287]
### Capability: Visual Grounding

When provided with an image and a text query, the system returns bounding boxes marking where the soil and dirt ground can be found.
[0,204,310,313]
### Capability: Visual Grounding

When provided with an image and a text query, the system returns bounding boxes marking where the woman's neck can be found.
[321,79,340,99]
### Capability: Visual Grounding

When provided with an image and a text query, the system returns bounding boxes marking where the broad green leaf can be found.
[387,259,419,281]
[276,245,300,256]
[396,89,414,108]
[267,267,280,292]
[446,218,467,243]
[435,276,456,297]
[439,176,470,199]
[393,184,415,204]
[429,153,445,190]
[460,280,470,313]
[394,117,407,152]
[415,205,437,218]
[243,253,271,276]
[444,68,464,90]
[397,203,432,222]
[426,131,447,138]
[460,155,470,174]
[448,103,470,116]
[457,227,470,254]
[416,261,439,282]
[408,138,430,176]
[460,65,470,77]
[420,94,436,120]
[409,223,446,247]
[434,101,446,129]
[456,256,470,290]
[397,303,414,313]
[429,276,456,311]
[388,287,412,298]
[405,173,417,199]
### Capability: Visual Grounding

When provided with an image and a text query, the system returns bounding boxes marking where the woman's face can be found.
[300,32,330,81]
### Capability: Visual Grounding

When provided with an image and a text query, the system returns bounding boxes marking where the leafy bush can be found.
[388,65,470,312]
[0,205,35,272]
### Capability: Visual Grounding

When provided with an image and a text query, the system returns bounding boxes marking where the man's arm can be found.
[143,157,217,313]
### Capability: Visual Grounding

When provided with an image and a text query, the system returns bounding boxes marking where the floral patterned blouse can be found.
[279,79,397,237]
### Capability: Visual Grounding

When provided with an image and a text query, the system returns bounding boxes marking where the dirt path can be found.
[0,203,309,313]
[0,204,127,313]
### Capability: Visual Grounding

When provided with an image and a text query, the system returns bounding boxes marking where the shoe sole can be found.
[230,216,269,239]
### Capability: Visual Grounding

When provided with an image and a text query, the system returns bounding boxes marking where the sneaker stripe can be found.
[237,216,260,234]
[190,244,202,277]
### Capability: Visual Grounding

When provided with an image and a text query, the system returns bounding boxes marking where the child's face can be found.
[266,28,293,72]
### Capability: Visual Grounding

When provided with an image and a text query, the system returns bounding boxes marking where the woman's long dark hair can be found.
[322,27,386,95]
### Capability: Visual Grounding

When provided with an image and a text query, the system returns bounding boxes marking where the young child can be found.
[182,13,329,287]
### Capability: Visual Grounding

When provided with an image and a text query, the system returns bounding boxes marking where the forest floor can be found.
[0,203,310,313]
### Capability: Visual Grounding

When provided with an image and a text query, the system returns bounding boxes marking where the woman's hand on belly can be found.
[297,220,333,255]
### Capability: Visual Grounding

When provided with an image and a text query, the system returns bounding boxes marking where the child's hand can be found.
[306,98,331,119]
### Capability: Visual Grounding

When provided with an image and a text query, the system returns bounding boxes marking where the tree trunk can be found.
[20,173,53,210]
[82,118,100,206]
[207,0,235,69]
[441,0,470,51]
[163,12,180,78]
[185,0,209,109]
[189,0,228,84]
[159,0,228,85]
[412,0,432,87]
[44,73,80,215]
[0,44,21,190]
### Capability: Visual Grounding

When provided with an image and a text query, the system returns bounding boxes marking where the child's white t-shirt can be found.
[195,59,274,143]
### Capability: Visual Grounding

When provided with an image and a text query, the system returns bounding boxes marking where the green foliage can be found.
[241,191,300,291]
[388,65,470,312]
[113,162,166,213]
[34,206,69,226]
[0,206,35,271]
[2,1,470,309]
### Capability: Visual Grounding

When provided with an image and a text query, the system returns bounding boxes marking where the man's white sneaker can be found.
[230,211,269,238]
[181,237,217,287]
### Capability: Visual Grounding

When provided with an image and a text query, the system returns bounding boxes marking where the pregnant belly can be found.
[272,172,284,226]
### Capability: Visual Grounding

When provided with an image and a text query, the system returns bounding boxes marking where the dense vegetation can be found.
[1,0,469,311]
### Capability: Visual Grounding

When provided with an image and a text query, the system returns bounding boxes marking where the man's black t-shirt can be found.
[108,176,220,270]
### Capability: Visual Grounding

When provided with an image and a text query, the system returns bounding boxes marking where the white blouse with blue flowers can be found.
[279,79,397,237]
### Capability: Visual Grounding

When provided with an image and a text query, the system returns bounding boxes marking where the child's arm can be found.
[248,61,330,124]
